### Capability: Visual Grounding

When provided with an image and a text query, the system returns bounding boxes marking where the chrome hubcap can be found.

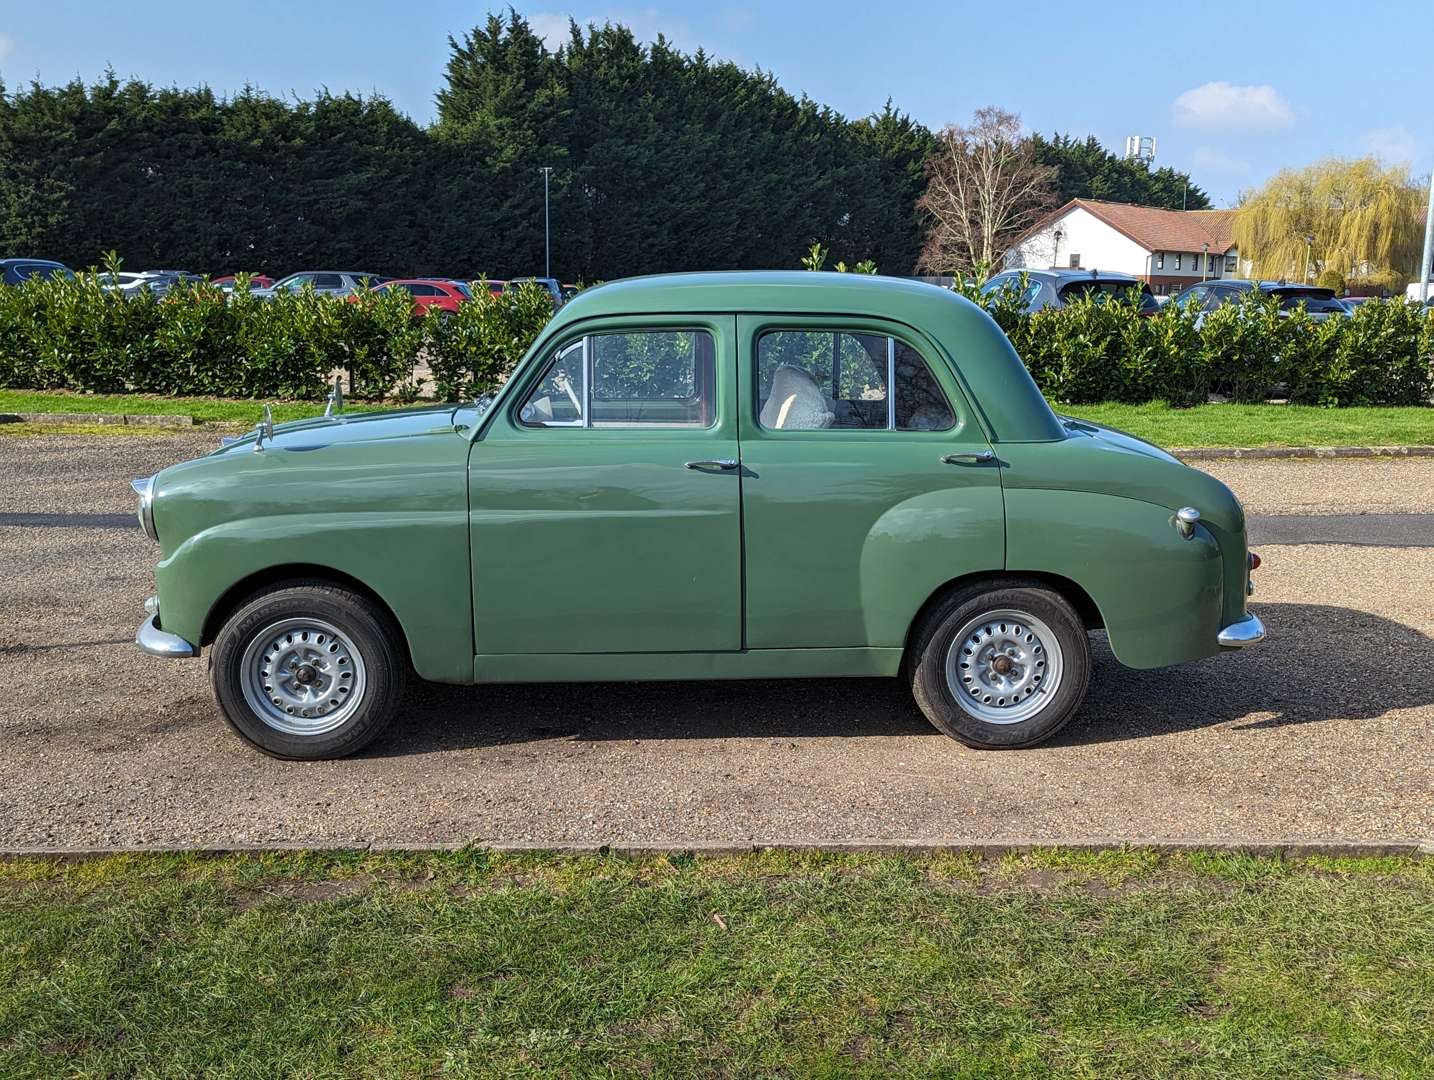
[945,608,1064,725]
[239,618,367,736]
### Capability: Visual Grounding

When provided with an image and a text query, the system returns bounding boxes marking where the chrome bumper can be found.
[136,597,197,659]
[1217,612,1265,648]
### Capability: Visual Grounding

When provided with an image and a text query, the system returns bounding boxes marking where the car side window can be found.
[520,330,716,429]
[313,274,344,290]
[756,330,955,432]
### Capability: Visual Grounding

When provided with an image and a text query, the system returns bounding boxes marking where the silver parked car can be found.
[981,268,1160,314]
[251,271,389,301]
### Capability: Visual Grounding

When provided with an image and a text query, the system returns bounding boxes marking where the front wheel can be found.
[908,581,1091,749]
[210,582,406,760]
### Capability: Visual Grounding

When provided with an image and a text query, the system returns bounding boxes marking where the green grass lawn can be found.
[1064,402,1434,448]
[2,849,1430,1077]
[3,390,1434,448]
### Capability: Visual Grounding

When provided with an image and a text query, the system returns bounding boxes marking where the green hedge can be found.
[2,273,1432,407]
[0,274,555,403]
[962,280,1434,407]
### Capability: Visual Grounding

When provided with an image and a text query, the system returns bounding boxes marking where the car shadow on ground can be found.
[375,603,1432,756]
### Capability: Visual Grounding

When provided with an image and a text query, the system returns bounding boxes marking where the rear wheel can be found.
[908,581,1090,749]
[210,582,406,760]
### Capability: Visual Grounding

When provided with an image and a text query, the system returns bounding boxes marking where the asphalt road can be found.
[1,433,1430,848]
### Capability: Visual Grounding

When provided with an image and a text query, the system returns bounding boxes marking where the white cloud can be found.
[1173,82,1294,132]
[1191,146,1250,174]
[529,13,576,50]
[1361,125,1419,165]
[528,8,696,52]
[0,34,15,63]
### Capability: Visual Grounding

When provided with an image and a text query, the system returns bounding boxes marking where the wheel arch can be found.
[199,563,414,670]
[902,570,1104,661]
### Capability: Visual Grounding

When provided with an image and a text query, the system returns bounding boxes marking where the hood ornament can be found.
[324,376,344,418]
[254,404,274,452]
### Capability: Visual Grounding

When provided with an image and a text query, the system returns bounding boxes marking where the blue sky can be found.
[2,1,1430,206]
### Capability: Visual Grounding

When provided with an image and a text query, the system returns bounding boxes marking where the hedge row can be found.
[0,274,555,403]
[2,273,1433,407]
[960,280,1434,407]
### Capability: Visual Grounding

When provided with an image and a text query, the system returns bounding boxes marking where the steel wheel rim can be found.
[945,608,1064,725]
[239,617,367,736]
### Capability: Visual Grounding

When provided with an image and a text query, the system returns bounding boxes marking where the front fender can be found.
[1004,489,1224,668]
[155,511,473,683]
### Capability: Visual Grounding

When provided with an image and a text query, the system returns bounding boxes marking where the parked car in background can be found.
[561,283,582,302]
[1172,280,1348,319]
[980,269,1160,314]
[1405,282,1434,306]
[506,276,564,306]
[212,274,275,292]
[132,271,1262,760]
[1,258,74,284]
[361,278,471,317]
[476,279,507,296]
[96,272,148,293]
[251,271,388,301]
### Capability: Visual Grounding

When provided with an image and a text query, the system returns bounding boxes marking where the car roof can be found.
[0,257,68,267]
[540,271,1065,442]
[995,268,1142,284]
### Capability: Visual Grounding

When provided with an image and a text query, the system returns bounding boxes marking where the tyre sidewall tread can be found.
[210,582,406,760]
[909,581,1091,749]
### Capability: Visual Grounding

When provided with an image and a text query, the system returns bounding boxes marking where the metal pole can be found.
[1420,167,1434,304]
[539,166,553,280]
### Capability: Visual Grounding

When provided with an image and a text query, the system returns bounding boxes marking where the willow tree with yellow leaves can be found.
[1233,158,1425,291]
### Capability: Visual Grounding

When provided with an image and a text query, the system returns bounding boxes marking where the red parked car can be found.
[365,278,473,316]
[212,273,274,291]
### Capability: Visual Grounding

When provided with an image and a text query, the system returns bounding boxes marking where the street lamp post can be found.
[1303,234,1314,284]
[1419,167,1434,305]
[1201,242,1209,282]
[539,166,553,280]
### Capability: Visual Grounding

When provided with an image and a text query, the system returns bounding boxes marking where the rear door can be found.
[469,316,742,655]
[736,316,1006,650]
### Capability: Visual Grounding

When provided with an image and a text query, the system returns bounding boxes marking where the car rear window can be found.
[1271,289,1344,313]
[1058,280,1159,313]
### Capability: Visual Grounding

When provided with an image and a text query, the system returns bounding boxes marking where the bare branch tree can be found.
[916,107,1058,276]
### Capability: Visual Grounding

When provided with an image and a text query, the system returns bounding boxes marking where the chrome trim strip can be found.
[131,475,157,540]
[1217,612,1265,648]
[136,613,197,659]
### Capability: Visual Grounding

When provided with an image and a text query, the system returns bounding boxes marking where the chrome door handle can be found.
[941,451,995,465]
[684,458,739,471]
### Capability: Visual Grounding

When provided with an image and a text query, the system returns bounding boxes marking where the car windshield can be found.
[449,281,472,298]
[1058,280,1159,313]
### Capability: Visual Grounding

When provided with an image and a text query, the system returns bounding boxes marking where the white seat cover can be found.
[760,365,835,430]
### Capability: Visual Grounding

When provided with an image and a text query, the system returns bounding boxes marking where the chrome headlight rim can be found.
[131,475,158,541]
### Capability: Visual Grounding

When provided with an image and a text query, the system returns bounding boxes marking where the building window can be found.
[1207,254,1215,272]
[1174,253,1183,270]
[1068,253,1080,269]
[1224,254,1237,273]
[1156,252,1165,270]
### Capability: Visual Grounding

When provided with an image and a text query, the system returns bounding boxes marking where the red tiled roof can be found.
[1033,198,1238,254]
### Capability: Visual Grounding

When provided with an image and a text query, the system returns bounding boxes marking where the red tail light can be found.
[1248,551,1261,571]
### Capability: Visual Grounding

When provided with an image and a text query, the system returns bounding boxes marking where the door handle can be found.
[941,451,995,465]
[684,458,740,471]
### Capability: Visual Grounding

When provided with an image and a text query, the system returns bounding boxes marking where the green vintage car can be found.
[133,272,1263,759]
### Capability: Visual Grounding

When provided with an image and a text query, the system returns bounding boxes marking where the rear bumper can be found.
[136,597,197,659]
[1217,612,1265,648]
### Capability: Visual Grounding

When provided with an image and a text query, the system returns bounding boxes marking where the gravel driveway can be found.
[1,433,1430,848]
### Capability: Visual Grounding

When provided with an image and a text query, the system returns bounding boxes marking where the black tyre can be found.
[210,582,406,760]
[908,580,1091,749]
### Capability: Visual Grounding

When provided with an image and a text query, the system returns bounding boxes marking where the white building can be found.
[1006,199,1246,295]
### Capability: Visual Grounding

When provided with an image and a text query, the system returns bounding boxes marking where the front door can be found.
[469,316,742,655]
[736,316,1006,651]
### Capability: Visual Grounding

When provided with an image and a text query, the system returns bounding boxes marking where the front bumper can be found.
[1217,611,1265,648]
[136,597,197,659]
